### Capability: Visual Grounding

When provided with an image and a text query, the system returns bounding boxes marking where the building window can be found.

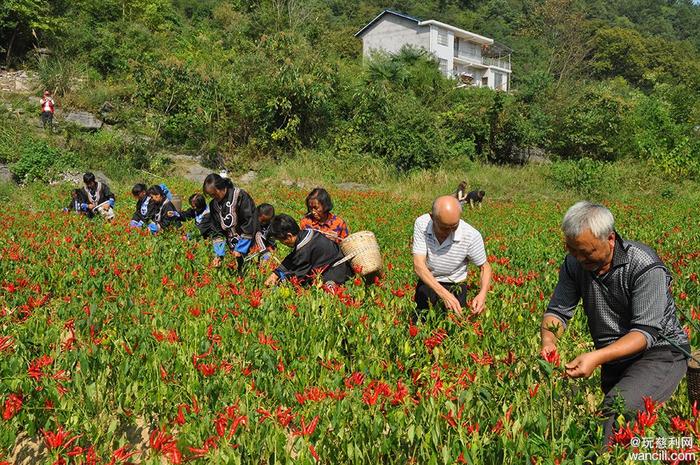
[439,59,448,74]
[437,29,448,46]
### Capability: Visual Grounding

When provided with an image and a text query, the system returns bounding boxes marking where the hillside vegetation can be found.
[0,0,699,181]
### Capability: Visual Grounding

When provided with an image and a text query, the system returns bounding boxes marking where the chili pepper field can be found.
[0,182,699,465]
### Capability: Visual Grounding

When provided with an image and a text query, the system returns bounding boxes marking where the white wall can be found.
[361,16,430,57]
[430,26,454,75]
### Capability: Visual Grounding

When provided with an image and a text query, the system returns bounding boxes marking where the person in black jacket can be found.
[147,185,181,234]
[257,203,276,249]
[63,188,88,214]
[82,172,115,220]
[466,190,485,209]
[130,183,156,228]
[203,173,261,268]
[180,193,212,239]
[264,214,352,287]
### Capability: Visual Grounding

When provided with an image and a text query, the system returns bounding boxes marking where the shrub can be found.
[548,158,611,197]
[355,91,448,171]
[10,140,80,183]
[440,88,494,158]
[35,56,88,97]
[548,80,635,161]
[647,137,700,180]
[628,92,700,179]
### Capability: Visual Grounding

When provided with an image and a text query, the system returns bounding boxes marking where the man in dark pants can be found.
[540,201,689,445]
[412,195,492,320]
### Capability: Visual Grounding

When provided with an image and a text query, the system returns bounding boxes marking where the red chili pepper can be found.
[2,393,22,420]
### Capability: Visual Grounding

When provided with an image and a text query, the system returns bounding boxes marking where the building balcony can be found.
[483,56,511,71]
[453,53,511,71]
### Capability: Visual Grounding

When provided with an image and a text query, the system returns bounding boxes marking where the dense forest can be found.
[1,0,699,178]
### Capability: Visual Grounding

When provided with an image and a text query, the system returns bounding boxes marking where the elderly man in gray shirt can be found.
[540,201,689,444]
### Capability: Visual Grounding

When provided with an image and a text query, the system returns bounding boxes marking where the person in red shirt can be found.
[299,187,349,244]
[40,90,55,129]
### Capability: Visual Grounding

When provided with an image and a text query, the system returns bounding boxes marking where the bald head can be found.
[432,196,462,223]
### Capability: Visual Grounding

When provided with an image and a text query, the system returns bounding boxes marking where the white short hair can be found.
[562,201,615,239]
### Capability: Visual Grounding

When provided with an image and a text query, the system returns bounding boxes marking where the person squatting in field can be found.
[540,201,689,444]
[264,214,353,288]
[146,185,181,234]
[203,173,264,269]
[255,203,276,251]
[179,193,212,239]
[63,188,88,214]
[453,181,485,210]
[300,187,349,244]
[129,183,156,228]
[82,172,115,220]
[411,195,492,320]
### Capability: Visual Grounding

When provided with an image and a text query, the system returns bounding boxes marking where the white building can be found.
[355,10,512,91]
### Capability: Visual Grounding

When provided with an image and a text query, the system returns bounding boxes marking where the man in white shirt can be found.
[412,195,492,318]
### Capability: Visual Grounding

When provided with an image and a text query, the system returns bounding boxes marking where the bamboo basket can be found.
[688,350,700,407]
[339,231,382,276]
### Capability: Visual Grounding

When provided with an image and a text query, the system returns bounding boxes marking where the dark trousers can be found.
[41,111,53,128]
[413,280,468,321]
[600,348,687,443]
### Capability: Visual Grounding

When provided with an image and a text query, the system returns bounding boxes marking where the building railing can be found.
[482,57,511,70]
[454,53,511,71]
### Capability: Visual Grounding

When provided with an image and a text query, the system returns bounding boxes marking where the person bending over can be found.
[264,214,352,288]
[541,201,689,444]
[180,193,212,239]
[412,195,492,320]
[466,190,485,209]
[299,187,349,244]
[203,173,261,268]
[147,185,181,234]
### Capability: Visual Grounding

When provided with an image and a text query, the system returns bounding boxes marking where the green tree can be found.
[521,0,592,87]
[0,0,56,65]
[591,27,649,85]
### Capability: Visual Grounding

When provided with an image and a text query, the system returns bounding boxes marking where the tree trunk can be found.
[5,25,19,67]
